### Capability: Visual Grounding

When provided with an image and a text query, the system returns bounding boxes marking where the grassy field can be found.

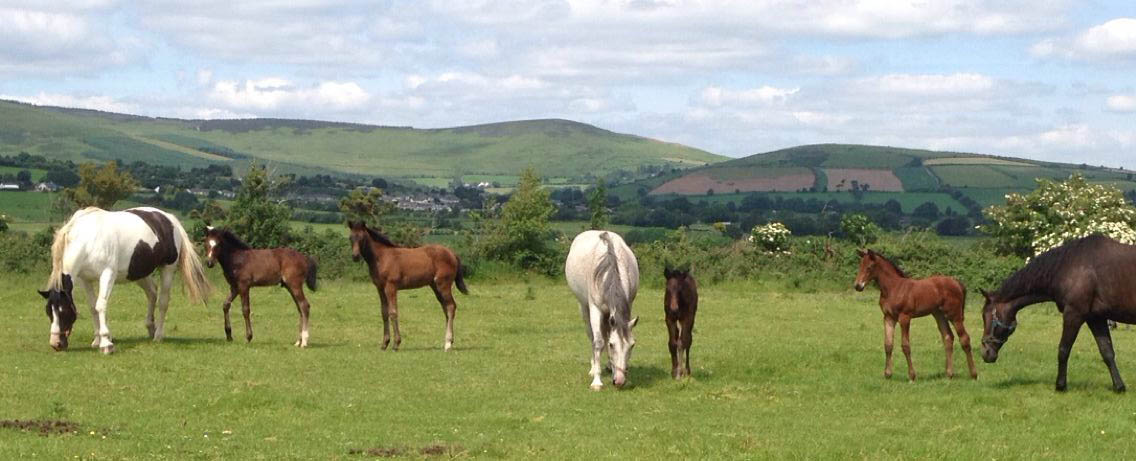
[3,272,1135,459]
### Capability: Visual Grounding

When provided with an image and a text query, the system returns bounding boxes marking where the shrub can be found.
[748,222,791,254]
[982,174,1136,257]
[840,213,880,247]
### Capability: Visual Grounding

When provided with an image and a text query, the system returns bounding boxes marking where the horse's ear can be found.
[38,290,50,299]
[856,248,867,257]
[663,267,672,278]
[629,316,639,328]
[61,274,73,292]
[979,288,991,300]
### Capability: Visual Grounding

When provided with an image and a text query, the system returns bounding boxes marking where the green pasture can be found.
[0,166,48,182]
[3,272,1135,459]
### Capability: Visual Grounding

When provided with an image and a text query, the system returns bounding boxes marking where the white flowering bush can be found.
[982,174,1136,257]
[840,213,880,247]
[749,222,791,253]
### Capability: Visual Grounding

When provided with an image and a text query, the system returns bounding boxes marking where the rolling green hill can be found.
[616,144,1136,210]
[0,100,724,186]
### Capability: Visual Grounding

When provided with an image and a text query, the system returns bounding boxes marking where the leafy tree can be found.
[226,165,291,248]
[44,168,80,187]
[16,170,31,183]
[61,162,139,210]
[982,174,1136,257]
[587,180,609,230]
[483,168,557,272]
[0,214,8,233]
[338,187,394,226]
[840,213,880,247]
[912,201,940,219]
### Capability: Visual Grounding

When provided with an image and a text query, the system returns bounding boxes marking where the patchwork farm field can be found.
[3,273,1135,459]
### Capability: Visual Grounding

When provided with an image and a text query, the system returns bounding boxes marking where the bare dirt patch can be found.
[0,419,81,436]
[824,168,904,192]
[348,443,462,458]
[651,171,814,195]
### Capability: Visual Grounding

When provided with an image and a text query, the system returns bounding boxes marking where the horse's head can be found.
[853,249,877,291]
[608,316,639,388]
[203,226,221,268]
[664,267,689,312]
[979,288,1017,363]
[347,221,367,262]
[38,274,77,351]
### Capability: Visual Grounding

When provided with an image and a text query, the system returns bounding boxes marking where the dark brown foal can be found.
[854,249,976,381]
[205,228,318,347]
[347,221,468,351]
[663,267,698,379]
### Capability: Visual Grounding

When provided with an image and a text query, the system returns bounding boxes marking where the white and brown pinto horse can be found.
[40,207,211,354]
[566,231,639,390]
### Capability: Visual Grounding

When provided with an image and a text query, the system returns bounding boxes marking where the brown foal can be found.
[854,249,976,381]
[347,221,468,351]
[663,267,698,379]
[204,228,318,347]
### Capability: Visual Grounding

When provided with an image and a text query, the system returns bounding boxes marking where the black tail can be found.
[454,256,469,295]
[305,255,319,292]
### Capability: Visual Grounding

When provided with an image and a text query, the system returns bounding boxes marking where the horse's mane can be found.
[214,229,252,250]
[869,249,907,278]
[996,235,1099,299]
[363,225,400,248]
[595,232,632,336]
[47,207,104,290]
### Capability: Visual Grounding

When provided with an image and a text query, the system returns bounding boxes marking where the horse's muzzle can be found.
[50,332,70,351]
[981,343,999,363]
[352,255,361,262]
[854,282,865,292]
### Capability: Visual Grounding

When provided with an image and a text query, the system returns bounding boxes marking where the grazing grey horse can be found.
[566,231,639,390]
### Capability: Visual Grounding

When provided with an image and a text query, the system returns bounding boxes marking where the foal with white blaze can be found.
[566,231,640,390]
[40,207,211,354]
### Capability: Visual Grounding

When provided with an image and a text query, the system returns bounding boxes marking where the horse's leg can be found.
[932,312,955,379]
[137,277,158,339]
[899,313,916,381]
[385,284,401,351]
[94,269,116,354]
[240,286,253,343]
[1087,318,1126,392]
[222,286,237,341]
[588,305,605,390]
[665,316,680,379]
[287,282,311,348]
[431,283,456,352]
[153,266,176,342]
[80,278,100,348]
[681,313,695,377]
[951,315,978,379]
[377,286,391,350]
[883,315,896,379]
[1056,312,1084,392]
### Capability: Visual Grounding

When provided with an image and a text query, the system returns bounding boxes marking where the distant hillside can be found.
[0,100,724,187]
[615,143,1136,211]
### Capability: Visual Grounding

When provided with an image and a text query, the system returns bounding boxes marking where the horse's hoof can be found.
[246,335,253,343]
[294,341,301,347]
[1055,383,1067,392]
[444,343,452,352]
[589,384,603,391]
[884,372,892,379]
[1115,384,1127,393]
[100,345,115,355]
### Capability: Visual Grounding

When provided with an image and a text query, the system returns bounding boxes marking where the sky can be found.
[2,1,1134,168]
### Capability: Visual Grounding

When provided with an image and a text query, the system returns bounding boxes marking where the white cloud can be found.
[1106,94,1136,113]
[0,5,140,76]
[1032,17,1136,62]
[699,86,799,107]
[0,92,139,113]
[208,78,371,112]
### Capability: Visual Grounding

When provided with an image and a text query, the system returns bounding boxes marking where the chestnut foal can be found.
[204,227,318,347]
[854,249,976,381]
[347,221,468,351]
[663,267,698,379]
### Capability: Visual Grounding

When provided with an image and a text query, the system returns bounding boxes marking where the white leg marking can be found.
[95,269,116,353]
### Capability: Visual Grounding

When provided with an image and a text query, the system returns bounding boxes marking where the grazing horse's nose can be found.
[352,254,361,262]
[854,282,865,291]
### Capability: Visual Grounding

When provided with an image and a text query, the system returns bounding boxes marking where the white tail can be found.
[171,216,211,303]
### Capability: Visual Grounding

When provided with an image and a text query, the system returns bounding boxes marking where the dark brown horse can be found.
[347,221,468,351]
[204,227,318,347]
[981,235,1136,392]
[663,267,698,379]
[855,249,977,381]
